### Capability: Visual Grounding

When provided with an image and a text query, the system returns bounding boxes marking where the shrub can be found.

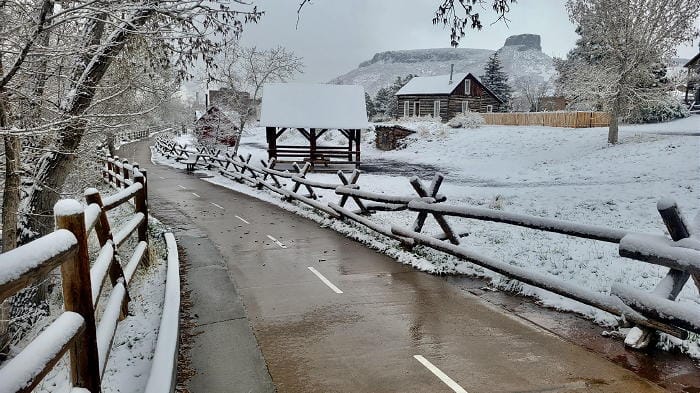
[627,100,690,124]
[447,112,485,128]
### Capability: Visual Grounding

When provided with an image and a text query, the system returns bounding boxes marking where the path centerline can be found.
[414,355,468,393]
[307,267,343,294]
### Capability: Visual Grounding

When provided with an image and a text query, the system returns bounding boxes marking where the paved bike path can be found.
[120,140,665,393]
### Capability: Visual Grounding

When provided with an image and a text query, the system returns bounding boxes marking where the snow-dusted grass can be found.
[158,115,700,358]
[1,187,170,393]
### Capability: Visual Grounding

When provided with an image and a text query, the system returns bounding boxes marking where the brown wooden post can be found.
[134,170,150,266]
[122,159,129,188]
[266,127,277,160]
[55,200,101,392]
[113,156,121,188]
[106,158,114,185]
[310,128,317,164]
[355,130,361,168]
[84,189,130,317]
[625,199,693,349]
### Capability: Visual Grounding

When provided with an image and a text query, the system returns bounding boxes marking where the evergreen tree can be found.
[373,87,390,118]
[384,74,415,118]
[365,92,376,119]
[480,53,512,109]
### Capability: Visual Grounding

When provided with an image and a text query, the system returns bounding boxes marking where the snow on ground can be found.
[154,115,700,358]
[3,187,169,393]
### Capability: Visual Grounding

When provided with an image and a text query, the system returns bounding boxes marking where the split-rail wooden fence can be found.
[154,136,700,350]
[0,162,150,392]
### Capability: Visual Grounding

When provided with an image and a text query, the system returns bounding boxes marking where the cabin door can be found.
[413,102,419,117]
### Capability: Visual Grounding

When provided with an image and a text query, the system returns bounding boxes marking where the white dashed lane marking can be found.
[266,234,286,248]
[307,267,343,294]
[413,355,468,393]
[235,215,250,224]
[178,185,186,190]
[192,192,200,198]
[211,202,225,210]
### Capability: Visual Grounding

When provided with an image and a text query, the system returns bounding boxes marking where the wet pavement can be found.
[117,140,685,393]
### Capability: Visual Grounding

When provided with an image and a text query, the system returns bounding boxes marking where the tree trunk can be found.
[231,118,246,158]
[106,131,116,156]
[608,99,620,144]
[0,92,19,359]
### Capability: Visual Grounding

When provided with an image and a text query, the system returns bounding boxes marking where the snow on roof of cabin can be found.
[260,83,369,129]
[396,73,468,95]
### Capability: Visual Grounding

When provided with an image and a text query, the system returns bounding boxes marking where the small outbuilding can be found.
[395,72,505,120]
[259,83,369,169]
[193,106,238,146]
[683,51,700,110]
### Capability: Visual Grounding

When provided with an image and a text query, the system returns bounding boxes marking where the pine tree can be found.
[365,92,376,119]
[480,53,512,109]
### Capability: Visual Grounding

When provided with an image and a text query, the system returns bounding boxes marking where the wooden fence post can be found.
[625,199,692,349]
[54,200,101,392]
[134,170,150,266]
[113,156,120,188]
[84,189,130,317]
[122,159,130,188]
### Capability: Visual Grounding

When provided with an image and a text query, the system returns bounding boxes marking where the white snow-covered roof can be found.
[260,83,369,129]
[396,73,468,95]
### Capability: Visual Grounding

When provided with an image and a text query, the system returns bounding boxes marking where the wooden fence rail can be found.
[482,111,610,128]
[0,160,150,392]
[153,136,699,350]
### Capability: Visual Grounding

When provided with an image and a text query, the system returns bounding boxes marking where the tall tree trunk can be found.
[608,100,620,144]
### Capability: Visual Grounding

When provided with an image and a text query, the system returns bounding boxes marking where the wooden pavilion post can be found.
[266,127,277,161]
[355,129,361,168]
[309,128,317,164]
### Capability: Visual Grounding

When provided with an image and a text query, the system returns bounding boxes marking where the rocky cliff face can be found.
[331,34,556,95]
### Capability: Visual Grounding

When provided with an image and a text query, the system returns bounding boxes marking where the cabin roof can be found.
[259,83,369,129]
[396,73,505,104]
[395,73,468,95]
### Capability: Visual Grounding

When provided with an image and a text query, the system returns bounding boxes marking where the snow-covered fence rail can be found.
[144,233,180,393]
[152,137,699,351]
[0,166,152,392]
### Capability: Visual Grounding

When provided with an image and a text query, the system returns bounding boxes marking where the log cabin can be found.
[395,72,505,120]
[683,51,700,112]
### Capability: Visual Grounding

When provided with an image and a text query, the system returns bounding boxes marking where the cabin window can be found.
[461,101,469,113]
[464,79,471,95]
[486,104,493,113]
[403,101,410,117]
[433,100,441,117]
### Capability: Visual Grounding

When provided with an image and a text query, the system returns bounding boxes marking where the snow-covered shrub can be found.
[627,101,690,124]
[396,116,449,138]
[447,112,485,128]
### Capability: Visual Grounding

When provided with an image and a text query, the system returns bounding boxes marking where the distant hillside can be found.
[331,34,557,95]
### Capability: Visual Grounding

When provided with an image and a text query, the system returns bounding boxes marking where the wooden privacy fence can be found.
[482,111,610,128]
[154,135,700,350]
[0,165,150,392]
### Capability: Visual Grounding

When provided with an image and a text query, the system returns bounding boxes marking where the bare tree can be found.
[0,0,262,350]
[558,0,700,144]
[212,45,303,157]
[513,77,552,112]
[0,1,262,239]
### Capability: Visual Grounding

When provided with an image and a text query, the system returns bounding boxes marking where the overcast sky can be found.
[237,0,700,83]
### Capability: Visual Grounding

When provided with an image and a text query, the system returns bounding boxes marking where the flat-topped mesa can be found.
[503,34,542,52]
